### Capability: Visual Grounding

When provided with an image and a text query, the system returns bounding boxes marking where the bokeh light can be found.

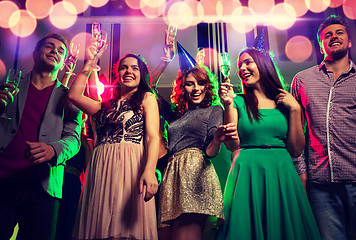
[25,0,53,19]
[285,35,313,63]
[343,0,356,20]
[230,7,256,33]
[64,0,90,14]
[49,2,77,29]
[141,1,166,19]
[9,10,37,37]
[166,2,194,29]
[142,0,166,8]
[248,0,274,15]
[200,0,220,23]
[70,32,92,60]
[270,3,297,30]
[85,0,109,8]
[284,0,308,17]
[0,1,19,28]
[329,0,345,8]
[125,0,141,10]
[0,59,6,81]
[220,0,241,17]
[305,0,330,13]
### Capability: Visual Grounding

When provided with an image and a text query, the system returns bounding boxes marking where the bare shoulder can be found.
[142,92,157,104]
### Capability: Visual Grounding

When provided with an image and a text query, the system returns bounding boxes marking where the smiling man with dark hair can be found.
[291,15,356,240]
[0,34,81,240]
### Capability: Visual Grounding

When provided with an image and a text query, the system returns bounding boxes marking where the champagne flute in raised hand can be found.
[219,52,234,100]
[219,52,231,79]
[1,69,22,119]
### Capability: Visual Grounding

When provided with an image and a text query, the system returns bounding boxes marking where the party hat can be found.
[177,42,196,72]
[253,26,269,51]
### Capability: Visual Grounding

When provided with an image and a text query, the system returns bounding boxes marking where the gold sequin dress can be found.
[158,105,224,229]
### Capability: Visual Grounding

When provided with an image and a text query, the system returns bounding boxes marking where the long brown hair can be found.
[239,48,287,122]
[111,53,152,113]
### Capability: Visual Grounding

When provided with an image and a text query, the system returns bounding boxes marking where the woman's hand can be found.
[276,89,300,112]
[139,169,159,202]
[219,77,235,105]
[214,123,239,143]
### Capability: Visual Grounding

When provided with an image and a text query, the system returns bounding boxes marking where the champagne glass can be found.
[219,52,234,99]
[196,47,205,65]
[69,42,80,60]
[92,22,101,39]
[91,23,107,72]
[1,69,22,119]
[166,25,177,46]
[219,52,231,78]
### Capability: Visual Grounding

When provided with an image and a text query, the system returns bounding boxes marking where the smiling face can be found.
[118,57,141,90]
[184,73,207,109]
[319,24,351,61]
[238,52,261,88]
[34,38,67,71]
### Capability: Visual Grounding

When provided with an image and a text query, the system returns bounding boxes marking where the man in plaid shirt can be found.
[291,15,356,240]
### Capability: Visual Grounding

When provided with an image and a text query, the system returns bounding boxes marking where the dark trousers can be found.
[0,179,59,240]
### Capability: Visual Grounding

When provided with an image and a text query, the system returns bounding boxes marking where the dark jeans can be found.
[0,179,59,240]
[310,182,356,240]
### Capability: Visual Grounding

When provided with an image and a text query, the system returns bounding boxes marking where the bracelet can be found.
[65,72,76,76]
[160,57,172,63]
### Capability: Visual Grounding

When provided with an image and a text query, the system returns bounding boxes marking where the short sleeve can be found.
[204,105,223,151]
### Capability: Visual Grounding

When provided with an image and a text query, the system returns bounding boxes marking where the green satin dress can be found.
[217,95,320,240]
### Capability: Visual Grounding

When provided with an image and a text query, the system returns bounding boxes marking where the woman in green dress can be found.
[217,48,320,240]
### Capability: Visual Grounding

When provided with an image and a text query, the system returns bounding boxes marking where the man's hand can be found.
[25,141,56,165]
[0,83,18,108]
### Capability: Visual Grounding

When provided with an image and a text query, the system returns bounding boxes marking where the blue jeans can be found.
[0,179,59,240]
[310,182,356,240]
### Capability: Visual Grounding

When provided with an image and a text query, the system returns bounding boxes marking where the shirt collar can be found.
[319,59,356,74]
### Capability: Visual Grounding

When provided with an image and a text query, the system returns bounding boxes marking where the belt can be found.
[240,145,285,149]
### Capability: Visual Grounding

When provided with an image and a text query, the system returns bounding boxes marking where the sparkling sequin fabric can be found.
[158,105,225,229]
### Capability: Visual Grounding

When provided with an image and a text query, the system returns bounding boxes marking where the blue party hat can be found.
[177,42,196,72]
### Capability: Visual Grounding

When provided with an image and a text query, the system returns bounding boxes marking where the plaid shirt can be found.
[291,60,356,184]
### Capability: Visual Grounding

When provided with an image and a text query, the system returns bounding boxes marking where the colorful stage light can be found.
[285,0,308,17]
[270,3,297,30]
[285,35,313,63]
[230,7,256,34]
[166,2,194,29]
[141,1,166,19]
[248,0,274,15]
[305,0,330,13]
[343,0,356,20]
[49,2,77,29]
[25,0,53,19]
[85,0,109,8]
[125,0,141,10]
[0,1,19,28]
[64,0,90,14]
[9,10,37,37]
[329,0,346,8]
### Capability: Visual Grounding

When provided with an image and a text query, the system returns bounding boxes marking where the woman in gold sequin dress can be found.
[69,47,160,239]
[158,66,237,240]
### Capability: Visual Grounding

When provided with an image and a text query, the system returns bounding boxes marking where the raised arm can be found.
[150,30,175,90]
[60,54,78,87]
[140,92,160,201]
[68,38,106,116]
